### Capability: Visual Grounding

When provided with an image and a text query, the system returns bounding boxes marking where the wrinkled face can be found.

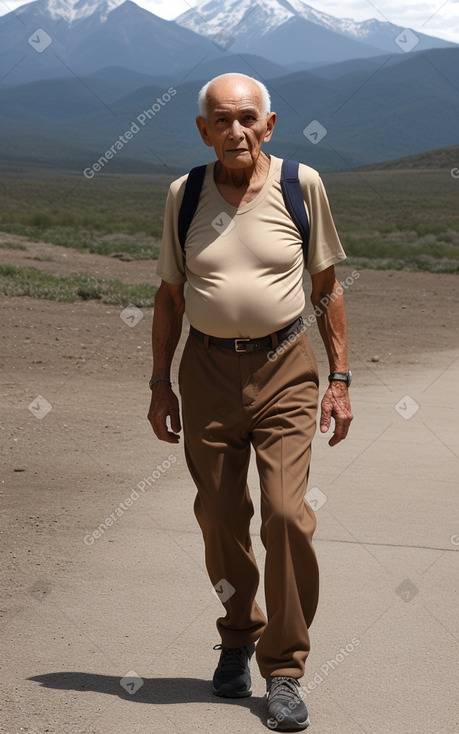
[196,77,276,169]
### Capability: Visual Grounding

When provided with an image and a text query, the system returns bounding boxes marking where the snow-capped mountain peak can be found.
[286,0,399,40]
[176,0,421,50]
[27,0,124,23]
[177,0,295,39]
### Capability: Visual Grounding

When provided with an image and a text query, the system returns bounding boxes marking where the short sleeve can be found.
[156,176,188,285]
[299,166,346,275]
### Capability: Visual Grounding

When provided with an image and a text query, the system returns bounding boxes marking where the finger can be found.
[165,431,181,444]
[154,424,180,444]
[147,412,177,443]
[170,407,182,435]
[328,419,350,446]
[320,404,332,433]
[329,432,343,446]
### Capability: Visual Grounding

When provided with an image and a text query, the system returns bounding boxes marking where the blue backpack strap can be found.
[280,159,310,264]
[178,164,207,253]
[178,160,310,264]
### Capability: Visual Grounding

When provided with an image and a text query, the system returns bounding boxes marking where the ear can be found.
[264,112,277,143]
[196,116,214,147]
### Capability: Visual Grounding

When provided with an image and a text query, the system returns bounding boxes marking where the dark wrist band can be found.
[149,377,171,389]
[328,370,352,386]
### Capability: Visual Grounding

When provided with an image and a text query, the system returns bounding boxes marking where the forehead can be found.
[206,79,263,112]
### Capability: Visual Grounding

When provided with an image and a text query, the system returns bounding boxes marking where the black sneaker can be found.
[266,676,310,731]
[212,643,255,698]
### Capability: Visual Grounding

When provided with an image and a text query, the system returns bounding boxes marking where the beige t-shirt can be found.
[156,154,346,338]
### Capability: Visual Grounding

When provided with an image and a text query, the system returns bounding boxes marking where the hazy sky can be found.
[1,0,458,43]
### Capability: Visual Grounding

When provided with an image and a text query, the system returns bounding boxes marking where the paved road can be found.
[1,340,458,734]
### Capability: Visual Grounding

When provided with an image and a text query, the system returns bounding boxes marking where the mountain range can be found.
[0,0,455,85]
[177,0,455,65]
[0,0,457,174]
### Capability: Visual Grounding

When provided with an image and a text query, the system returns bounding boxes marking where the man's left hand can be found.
[320,381,353,447]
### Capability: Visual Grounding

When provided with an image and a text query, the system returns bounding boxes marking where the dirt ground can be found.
[1,236,458,734]
[0,231,457,367]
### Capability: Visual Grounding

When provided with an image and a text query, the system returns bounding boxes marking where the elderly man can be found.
[148,72,353,731]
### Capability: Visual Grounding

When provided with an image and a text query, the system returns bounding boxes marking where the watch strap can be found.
[328,371,352,386]
[149,377,171,389]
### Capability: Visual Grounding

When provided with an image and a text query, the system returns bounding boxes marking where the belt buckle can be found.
[234,338,251,353]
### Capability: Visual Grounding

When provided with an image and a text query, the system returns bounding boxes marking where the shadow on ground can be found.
[29,672,267,722]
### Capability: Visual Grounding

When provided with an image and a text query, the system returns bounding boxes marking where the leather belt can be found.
[189,317,303,353]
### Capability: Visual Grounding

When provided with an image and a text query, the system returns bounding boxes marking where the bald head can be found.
[198,73,271,119]
[195,72,276,172]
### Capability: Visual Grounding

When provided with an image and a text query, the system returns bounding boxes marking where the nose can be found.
[229,120,244,139]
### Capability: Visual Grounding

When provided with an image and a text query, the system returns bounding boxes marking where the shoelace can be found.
[268,676,302,703]
[213,644,247,671]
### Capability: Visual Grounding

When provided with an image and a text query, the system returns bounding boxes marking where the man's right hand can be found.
[147,382,182,443]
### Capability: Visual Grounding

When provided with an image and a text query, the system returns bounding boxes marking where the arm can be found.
[147,280,185,444]
[310,265,353,447]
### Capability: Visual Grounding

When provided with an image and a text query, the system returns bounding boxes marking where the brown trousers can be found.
[178,327,320,679]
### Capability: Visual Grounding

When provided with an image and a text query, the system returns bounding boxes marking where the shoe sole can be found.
[267,713,310,731]
[212,684,252,698]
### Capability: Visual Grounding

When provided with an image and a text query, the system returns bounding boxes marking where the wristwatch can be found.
[328,370,352,387]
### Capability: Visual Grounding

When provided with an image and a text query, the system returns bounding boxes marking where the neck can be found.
[214,152,270,188]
